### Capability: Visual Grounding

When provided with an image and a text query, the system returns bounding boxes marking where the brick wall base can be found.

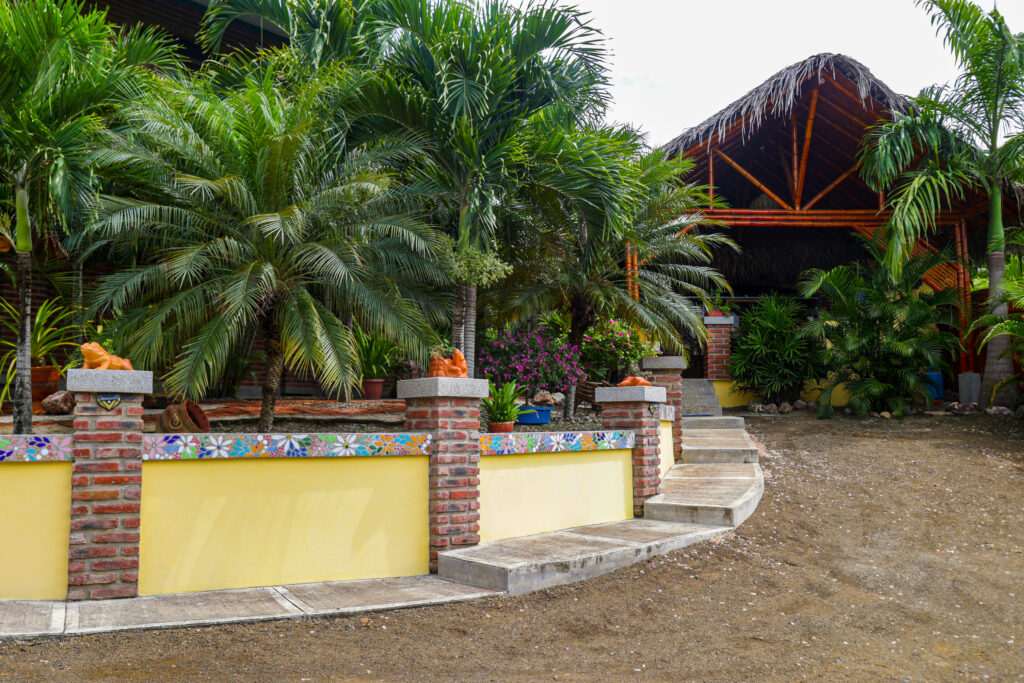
[599,402,661,517]
[648,368,683,464]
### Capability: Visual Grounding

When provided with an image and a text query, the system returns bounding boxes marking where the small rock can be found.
[806,401,817,411]
[532,391,555,407]
[551,392,565,406]
[1013,405,1024,420]
[880,411,892,419]
[764,403,779,415]
[41,390,75,415]
[792,399,808,411]
[747,400,763,413]
[843,407,853,415]
[905,406,916,416]
[945,401,961,413]
[778,402,793,414]
[985,406,1013,416]
[869,411,880,418]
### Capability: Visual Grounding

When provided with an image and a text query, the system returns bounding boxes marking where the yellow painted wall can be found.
[479,450,632,543]
[0,463,70,600]
[658,420,675,479]
[713,380,851,408]
[140,457,428,595]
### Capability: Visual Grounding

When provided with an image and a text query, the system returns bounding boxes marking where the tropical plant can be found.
[972,230,1024,405]
[727,294,821,405]
[799,241,961,418]
[0,0,178,432]
[859,0,1024,405]
[85,66,445,430]
[480,380,533,424]
[354,326,398,380]
[0,298,82,404]
[477,326,586,400]
[580,318,657,383]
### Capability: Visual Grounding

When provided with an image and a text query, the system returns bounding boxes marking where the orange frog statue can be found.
[617,376,652,387]
[81,342,134,371]
[428,349,469,378]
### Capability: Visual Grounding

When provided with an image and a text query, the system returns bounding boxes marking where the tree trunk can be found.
[451,283,466,353]
[980,190,1015,406]
[74,260,85,345]
[463,284,477,378]
[258,320,284,432]
[13,251,32,434]
[563,383,576,421]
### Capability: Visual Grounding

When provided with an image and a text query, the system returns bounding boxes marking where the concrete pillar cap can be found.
[397,377,489,399]
[641,355,688,370]
[66,369,153,394]
[594,385,666,404]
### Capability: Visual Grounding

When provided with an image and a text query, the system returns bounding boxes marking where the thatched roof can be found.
[663,53,910,156]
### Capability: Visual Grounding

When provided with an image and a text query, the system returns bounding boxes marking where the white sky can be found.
[565,0,1024,146]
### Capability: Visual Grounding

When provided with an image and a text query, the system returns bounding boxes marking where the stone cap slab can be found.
[704,315,739,326]
[594,385,666,404]
[641,355,688,370]
[67,369,153,394]
[397,377,489,400]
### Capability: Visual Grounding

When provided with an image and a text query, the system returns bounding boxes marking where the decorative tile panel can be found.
[658,404,675,422]
[141,433,432,460]
[0,435,74,463]
[479,431,635,456]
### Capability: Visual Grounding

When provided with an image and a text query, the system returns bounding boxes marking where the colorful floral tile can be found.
[479,430,635,456]
[658,404,675,421]
[0,435,74,463]
[142,433,432,460]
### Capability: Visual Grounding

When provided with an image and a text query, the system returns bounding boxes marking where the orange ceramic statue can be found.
[81,342,133,371]
[617,376,652,387]
[428,349,469,378]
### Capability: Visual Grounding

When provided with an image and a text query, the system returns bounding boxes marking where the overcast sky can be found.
[563,0,1024,147]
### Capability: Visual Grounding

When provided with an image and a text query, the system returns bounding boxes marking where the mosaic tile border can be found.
[658,404,675,421]
[479,431,635,456]
[142,433,432,460]
[0,435,74,463]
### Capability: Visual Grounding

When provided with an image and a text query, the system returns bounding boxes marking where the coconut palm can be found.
[859,0,1024,405]
[0,0,178,433]
[86,67,445,431]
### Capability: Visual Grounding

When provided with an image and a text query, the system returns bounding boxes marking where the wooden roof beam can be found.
[795,86,819,209]
[714,148,794,211]
[802,160,864,210]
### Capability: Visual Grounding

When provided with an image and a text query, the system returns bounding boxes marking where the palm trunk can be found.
[13,187,32,435]
[980,190,1015,406]
[258,320,284,432]
[451,283,466,353]
[563,383,576,421]
[463,284,477,378]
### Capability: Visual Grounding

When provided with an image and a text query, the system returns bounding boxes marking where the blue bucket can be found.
[924,371,943,400]
[516,406,553,424]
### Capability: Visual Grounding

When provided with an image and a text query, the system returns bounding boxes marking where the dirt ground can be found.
[1,411,1022,681]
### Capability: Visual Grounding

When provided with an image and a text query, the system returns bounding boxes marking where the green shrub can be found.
[580,318,658,382]
[727,294,819,405]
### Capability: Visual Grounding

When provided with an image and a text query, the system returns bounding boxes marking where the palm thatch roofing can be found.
[663,53,910,156]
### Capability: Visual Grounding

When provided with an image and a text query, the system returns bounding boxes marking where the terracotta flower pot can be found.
[488,421,514,433]
[362,378,385,400]
[31,365,60,402]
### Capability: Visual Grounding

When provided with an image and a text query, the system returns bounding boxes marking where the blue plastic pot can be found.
[924,370,944,400]
[516,406,552,424]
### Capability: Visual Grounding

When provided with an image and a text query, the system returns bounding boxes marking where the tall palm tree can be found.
[859,0,1024,405]
[86,67,445,430]
[0,0,178,433]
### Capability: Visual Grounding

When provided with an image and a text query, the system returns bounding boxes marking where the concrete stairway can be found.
[438,415,764,595]
[680,379,723,416]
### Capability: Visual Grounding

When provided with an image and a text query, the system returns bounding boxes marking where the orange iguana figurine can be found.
[617,376,652,387]
[81,342,133,371]
[428,349,469,378]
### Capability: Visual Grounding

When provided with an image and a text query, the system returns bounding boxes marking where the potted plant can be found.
[481,381,534,433]
[707,289,733,317]
[354,327,397,400]
[0,298,81,404]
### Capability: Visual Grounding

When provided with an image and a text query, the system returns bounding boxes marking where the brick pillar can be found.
[704,315,735,381]
[397,377,488,572]
[641,356,686,464]
[66,368,152,600]
[595,385,667,517]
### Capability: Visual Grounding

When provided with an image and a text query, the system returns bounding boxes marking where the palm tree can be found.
[859,0,1024,405]
[972,230,1024,404]
[86,67,445,430]
[0,0,178,433]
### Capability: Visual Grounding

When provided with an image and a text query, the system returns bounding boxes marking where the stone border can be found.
[141,433,433,460]
[479,431,635,456]
[0,435,74,463]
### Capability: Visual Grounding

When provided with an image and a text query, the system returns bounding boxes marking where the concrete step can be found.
[678,416,745,430]
[645,463,764,527]
[438,519,730,595]
[680,429,759,463]
[679,379,724,417]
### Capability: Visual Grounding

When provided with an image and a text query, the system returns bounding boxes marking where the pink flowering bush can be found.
[580,318,658,382]
[477,327,586,397]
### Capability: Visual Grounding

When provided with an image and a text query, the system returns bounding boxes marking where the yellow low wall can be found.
[479,450,632,543]
[713,380,851,408]
[139,457,429,595]
[658,420,675,478]
[0,463,71,600]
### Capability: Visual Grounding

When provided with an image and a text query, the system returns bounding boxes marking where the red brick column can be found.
[595,385,667,517]
[642,356,686,464]
[66,369,152,600]
[704,315,735,381]
[398,377,488,572]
